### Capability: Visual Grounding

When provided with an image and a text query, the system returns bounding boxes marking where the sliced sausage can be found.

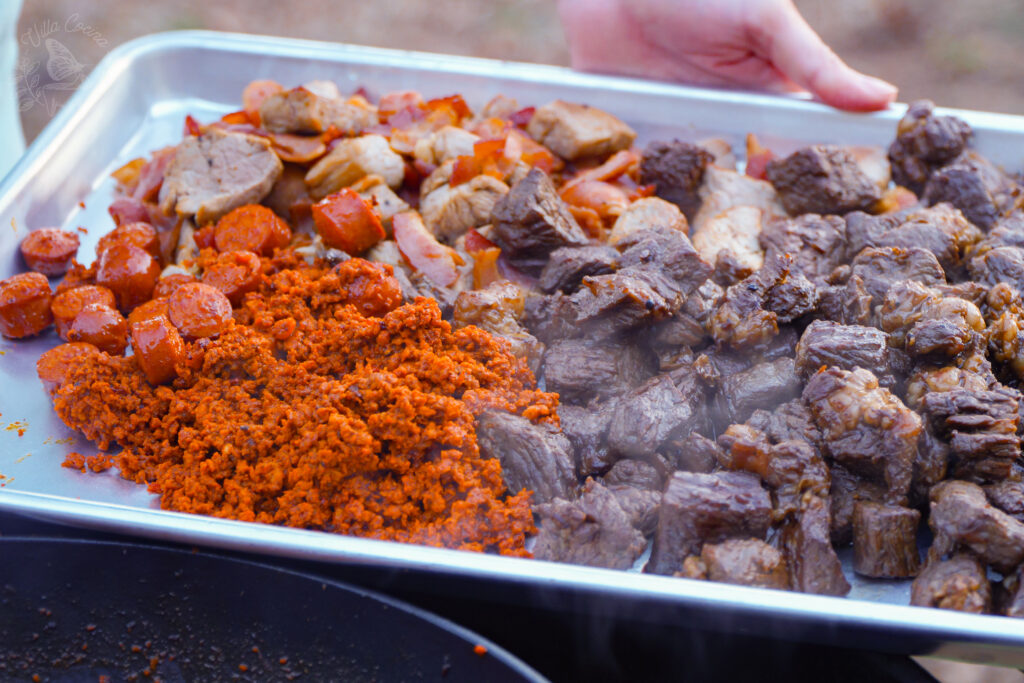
[130,316,185,385]
[95,222,160,260]
[36,342,101,396]
[20,228,80,276]
[0,272,53,338]
[66,303,128,355]
[167,282,233,339]
[213,204,291,255]
[127,298,170,327]
[95,243,161,312]
[50,284,117,338]
[201,250,262,305]
[312,188,385,255]
[152,273,197,300]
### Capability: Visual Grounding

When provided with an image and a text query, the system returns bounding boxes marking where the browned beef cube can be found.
[607,366,707,458]
[571,269,676,339]
[968,245,1024,291]
[984,481,1024,524]
[765,270,818,324]
[607,484,663,537]
[795,320,894,383]
[934,280,989,307]
[829,465,887,547]
[603,458,662,490]
[913,427,950,504]
[717,358,801,425]
[929,480,1024,574]
[639,140,713,220]
[647,470,772,575]
[816,274,873,326]
[558,402,615,478]
[538,245,618,293]
[997,566,1024,618]
[766,145,881,216]
[924,153,1017,230]
[747,399,822,451]
[850,246,946,302]
[491,168,588,264]
[650,313,706,351]
[523,291,582,344]
[905,317,974,359]
[533,479,646,570]
[542,338,654,404]
[804,367,921,505]
[888,100,972,195]
[845,205,980,275]
[919,388,1020,484]
[667,432,721,474]
[910,554,991,613]
[699,538,790,590]
[782,495,851,596]
[617,226,713,296]
[852,502,921,578]
[475,411,576,504]
[759,214,847,283]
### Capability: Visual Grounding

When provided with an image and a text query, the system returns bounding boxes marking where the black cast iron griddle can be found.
[0,538,546,682]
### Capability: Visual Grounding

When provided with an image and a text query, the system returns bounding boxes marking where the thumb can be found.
[763,3,897,111]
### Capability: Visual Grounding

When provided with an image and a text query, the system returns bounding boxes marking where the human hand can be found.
[557,0,897,112]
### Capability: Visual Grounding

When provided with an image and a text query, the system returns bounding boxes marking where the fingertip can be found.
[825,73,899,112]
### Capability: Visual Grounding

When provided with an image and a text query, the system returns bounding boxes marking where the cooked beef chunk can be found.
[647,471,772,575]
[603,458,662,490]
[710,253,816,351]
[906,317,976,359]
[998,566,1024,618]
[845,204,981,276]
[539,245,619,293]
[910,554,991,613]
[616,226,713,296]
[782,495,851,596]
[609,197,688,246]
[607,366,707,458]
[888,100,972,195]
[159,128,283,225]
[697,538,791,589]
[420,175,510,242]
[905,365,993,410]
[795,320,895,384]
[766,145,881,216]
[929,480,1024,573]
[490,168,589,265]
[850,246,946,302]
[533,479,646,570]
[717,358,801,425]
[968,245,1024,291]
[984,481,1024,524]
[523,291,581,344]
[572,269,677,339]
[852,502,921,578]
[650,313,705,352]
[816,274,873,326]
[934,280,989,308]
[920,388,1020,483]
[879,281,985,356]
[607,485,662,536]
[542,338,654,404]
[830,465,887,547]
[913,427,951,504]
[639,140,713,220]
[475,411,576,504]
[452,282,543,373]
[924,152,1017,230]
[759,214,848,283]
[527,100,636,161]
[668,432,722,474]
[747,399,822,451]
[558,402,616,478]
[803,367,921,505]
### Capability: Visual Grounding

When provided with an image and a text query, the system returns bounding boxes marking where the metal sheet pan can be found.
[3,30,1024,666]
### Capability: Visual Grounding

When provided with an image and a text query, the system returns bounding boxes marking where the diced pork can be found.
[305,134,404,200]
[527,99,636,161]
[420,175,509,243]
[259,87,377,135]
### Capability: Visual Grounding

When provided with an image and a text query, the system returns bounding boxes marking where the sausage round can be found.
[130,316,185,385]
[36,342,101,396]
[201,250,262,305]
[126,297,170,327]
[214,205,291,256]
[95,222,161,260]
[167,282,233,339]
[95,243,161,312]
[50,284,117,338]
[152,273,197,300]
[20,228,81,276]
[66,303,128,355]
[0,272,53,338]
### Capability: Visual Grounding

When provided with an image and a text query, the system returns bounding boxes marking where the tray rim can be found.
[5,29,1024,665]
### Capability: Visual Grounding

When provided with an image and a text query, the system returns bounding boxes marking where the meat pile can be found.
[6,82,1024,616]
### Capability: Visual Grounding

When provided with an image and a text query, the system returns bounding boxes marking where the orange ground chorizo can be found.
[95,243,161,312]
[213,204,291,256]
[50,284,117,338]
[201,250,262,305]
[66,303,128,355]
[36,342,101,396]
[0,271,53,338]
[130,316,185,386]
[166,282,233,339]
[20,228,81,276]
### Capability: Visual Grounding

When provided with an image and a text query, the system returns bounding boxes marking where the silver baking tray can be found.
[3,30,1024,666]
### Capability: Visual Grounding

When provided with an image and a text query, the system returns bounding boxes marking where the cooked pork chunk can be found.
[413,125,479,165]
[259,87,377,135]
[694,538,791,589]
[420,175,509,243]
[692,205,765,277]
[159,128,283,225]
[608,197,688,246]
[638,140,713,220]
[910,554,991,613]
[475,411,576,505]
[766,145,881,216]
[693,166,788,232]
[305,134,404,200]
[527,99,636,161]
[888,99,972,195]
[852,502,921,578]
